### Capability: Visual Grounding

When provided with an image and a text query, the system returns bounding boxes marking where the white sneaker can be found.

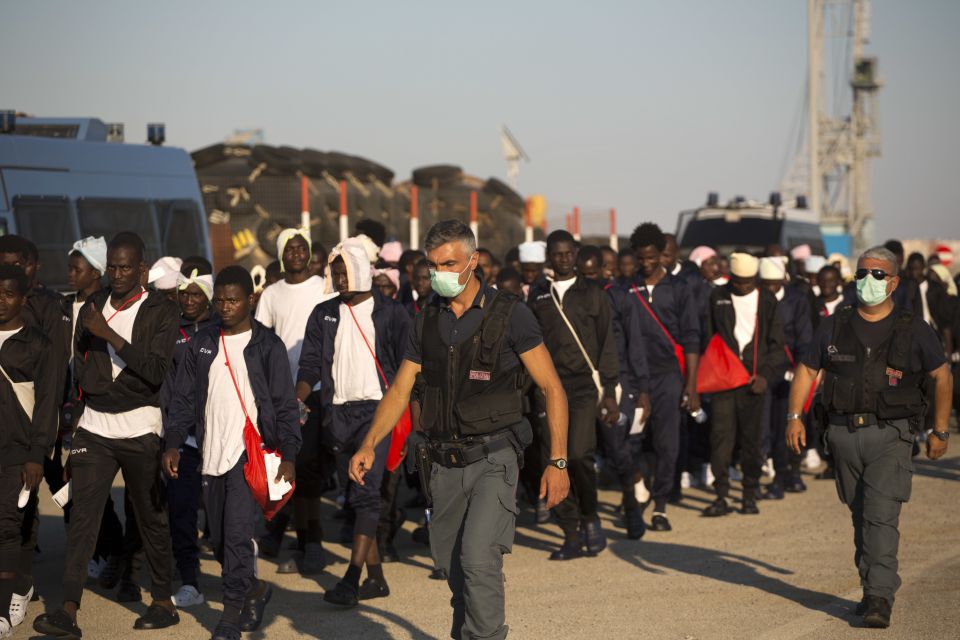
[87,557,106,579]
[680,471,694,489]
[171,584,205,608]
[729,466,743,482]
[634,478,651,505]
[702,463,715,487]
[9,586,32,627]
[0,617,10,638]
[801,448,822,470]
[762,458,776,480]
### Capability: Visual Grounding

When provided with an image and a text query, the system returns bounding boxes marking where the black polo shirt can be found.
[404,279,543,372]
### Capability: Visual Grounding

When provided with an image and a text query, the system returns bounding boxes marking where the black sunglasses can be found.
[855,268,891,281]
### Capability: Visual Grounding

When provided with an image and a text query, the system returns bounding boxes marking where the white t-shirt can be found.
[71,299,84,361]
[774,287,785,301]
[255,276,337,380]
[824,297,843,317]
[332,297,383,405]
[919,280,933,326]
[80,291,163,439]
[731,289,759,357]
[203,330,258,476]
[551,277,576,302]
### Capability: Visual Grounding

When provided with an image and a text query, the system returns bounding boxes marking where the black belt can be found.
[828,412,879,428]
[428,432,516,468]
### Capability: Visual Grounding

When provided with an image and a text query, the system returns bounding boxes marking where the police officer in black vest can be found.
[349,220,570,640]
[787,246,952,629]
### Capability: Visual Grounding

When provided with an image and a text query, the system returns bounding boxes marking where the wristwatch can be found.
[787,413,803,422]
[548,458,568,470]
[929,430,950,442]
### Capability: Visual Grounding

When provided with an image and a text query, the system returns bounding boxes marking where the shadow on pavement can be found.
[609,539,856,621]
[913,456,960,482]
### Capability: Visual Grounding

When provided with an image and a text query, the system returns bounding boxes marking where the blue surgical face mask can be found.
[856,273,891,306]
[430,256,475,298]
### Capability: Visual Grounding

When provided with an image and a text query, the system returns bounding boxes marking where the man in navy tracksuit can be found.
[161,265,215,608]
[627,223,701,532]
[296,241,410,606]
[577,246,652,539]
[163,266,300,640]
[759,257,813,499]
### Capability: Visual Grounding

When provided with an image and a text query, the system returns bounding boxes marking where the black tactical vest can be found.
[821,307,926,422]
[418,290,525,441]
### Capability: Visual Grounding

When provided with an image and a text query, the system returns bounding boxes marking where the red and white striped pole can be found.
[609,208,618,251]
[338,180,348,242]
[409,186,419,250]
[469,191,479,242]
[300,175,310,234]
[572,206,581,241]
[524,198,534,243]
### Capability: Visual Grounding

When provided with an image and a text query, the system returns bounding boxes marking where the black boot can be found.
[862,595,892,628]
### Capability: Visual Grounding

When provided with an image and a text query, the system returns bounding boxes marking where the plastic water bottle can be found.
[690,408,708,424]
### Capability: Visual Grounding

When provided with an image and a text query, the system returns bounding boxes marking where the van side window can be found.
[157,200,204,259]
[77,198,161,263]
[12,196,76,286]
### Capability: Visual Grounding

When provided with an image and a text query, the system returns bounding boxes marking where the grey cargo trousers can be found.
[826,419,914,602]
[430,443,519,640]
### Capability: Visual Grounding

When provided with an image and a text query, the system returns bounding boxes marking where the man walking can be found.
[787,246,952,628]
[349,220,569,640]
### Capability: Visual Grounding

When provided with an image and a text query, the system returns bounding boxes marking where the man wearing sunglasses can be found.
[786,246,952,630]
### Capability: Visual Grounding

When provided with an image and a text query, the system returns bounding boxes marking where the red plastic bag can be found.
[242,417,295,521]
[696,334,751,394]
[386,407,412,472]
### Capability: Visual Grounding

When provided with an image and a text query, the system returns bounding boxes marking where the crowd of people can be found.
[0,218,956,639]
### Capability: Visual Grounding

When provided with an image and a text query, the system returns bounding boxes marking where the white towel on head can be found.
[70,236,107,274]
[149,257,183,289]
[177,269,214,300]
[354,234,381,264]
[805,255,827,274]
[730,253,759,278]
[519,241,546,263]
[759,256,788,281]
[325,239,373,294]
[276,228,312,272]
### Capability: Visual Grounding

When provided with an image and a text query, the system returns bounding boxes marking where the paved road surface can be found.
[21,448,960,639]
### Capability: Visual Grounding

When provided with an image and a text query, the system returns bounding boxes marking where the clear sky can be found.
[4,0,958,241]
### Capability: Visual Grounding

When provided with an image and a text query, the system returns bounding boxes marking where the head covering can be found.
[828,253,853,281]
[759,256,788,281]
[374,267,400,292]
[354,233,381,264]
[729,252,759,278]
[804,255,827,274]
[689,246,717,267]
[379,241,403,264]
[930,264,958,297]
[276,228,312,272]
[177,268,213,300]
[790,244,812,261]
[325,239,373,294]
[518,241,546,264]
[148,257,183,289]
[70,236,107,274]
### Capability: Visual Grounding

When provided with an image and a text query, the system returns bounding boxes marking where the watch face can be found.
[555,459,567,469]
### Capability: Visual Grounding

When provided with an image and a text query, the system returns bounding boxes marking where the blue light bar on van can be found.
[0,111,15,134]
[147,123,165,146]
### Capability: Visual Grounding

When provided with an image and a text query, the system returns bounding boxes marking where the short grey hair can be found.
[858,246,899,275]
[423,219,477,254]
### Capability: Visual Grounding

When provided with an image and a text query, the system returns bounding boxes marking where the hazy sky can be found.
[4,0,958,241]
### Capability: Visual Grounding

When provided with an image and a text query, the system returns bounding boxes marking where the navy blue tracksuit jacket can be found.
[604,282,649,396]
[624,273,700,376]
[166,319,302,464]
[774,285,813,381]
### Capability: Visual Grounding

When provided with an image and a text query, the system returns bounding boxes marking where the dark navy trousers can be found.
[641,372,684,511]
[203,454,260,610]
[166,444,202,586]
[330,401,390,538]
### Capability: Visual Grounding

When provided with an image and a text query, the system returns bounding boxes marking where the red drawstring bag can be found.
[345,304,412,473]
[221,332,295,521]
[697,294,759,394]
[631,286,686,377]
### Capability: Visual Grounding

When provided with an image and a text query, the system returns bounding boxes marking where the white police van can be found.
[676,192,825,256]
[0,114,210,289]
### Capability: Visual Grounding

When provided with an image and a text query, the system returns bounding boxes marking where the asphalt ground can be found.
[19,447,960,640]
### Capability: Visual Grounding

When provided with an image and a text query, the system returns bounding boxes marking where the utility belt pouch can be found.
[415,441,432,503]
